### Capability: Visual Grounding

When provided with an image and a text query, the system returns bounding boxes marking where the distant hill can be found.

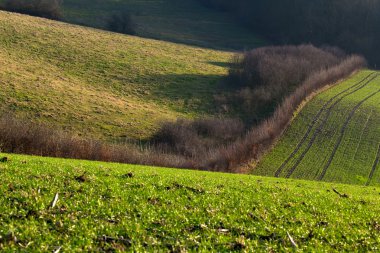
[256,70,380,186]
[0,10,238,141]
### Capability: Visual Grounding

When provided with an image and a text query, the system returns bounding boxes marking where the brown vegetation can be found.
[205,54,366,172]
[150,45,366,172]
[221,45,347,124]
[151,118,245,158]
[0,115,190,168]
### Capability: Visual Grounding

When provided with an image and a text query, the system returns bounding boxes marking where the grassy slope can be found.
[61,0,266,50]
[0,11,236,141]
[1,152,380,252]
[256,70,380,186]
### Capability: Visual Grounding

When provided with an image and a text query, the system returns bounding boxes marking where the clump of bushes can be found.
[151,118,245,158]
[2,0,63,20]
[149,45,365,172]
[221,45,347,123]
[205,52,366,171]
[108,10,136,35]
[229,45,345,90]
[0,115,191,169]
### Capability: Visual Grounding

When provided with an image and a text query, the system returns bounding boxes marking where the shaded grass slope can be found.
[61,0,266,50]
[1,152,380,251]
[256,70,380,186]
[0,10,234,141]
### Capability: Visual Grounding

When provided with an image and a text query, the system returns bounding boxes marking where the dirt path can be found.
[366,144,380,186]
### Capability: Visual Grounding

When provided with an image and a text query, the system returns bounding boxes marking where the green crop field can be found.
[0,10,241,141]
[1,152,380,252]
[256,70,380,186]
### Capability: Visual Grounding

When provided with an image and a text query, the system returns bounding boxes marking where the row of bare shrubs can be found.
[204,53,366,172]
[1,0,63,20]
[219,45,347,123]
[0,115,192,169]
[150,45,366,172]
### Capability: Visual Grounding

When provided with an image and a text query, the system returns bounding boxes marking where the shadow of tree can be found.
[144,73,227,115]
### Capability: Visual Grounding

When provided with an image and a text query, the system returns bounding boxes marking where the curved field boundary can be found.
[366,144,380,186]
[318,89,380,180]
[352,110,373,164]
[276,74,379,178]
[275,73,376,177]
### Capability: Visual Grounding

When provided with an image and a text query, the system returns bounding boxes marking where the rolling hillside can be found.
[1,152,380,251]
[0,10,237,141]
[255,70,380,186]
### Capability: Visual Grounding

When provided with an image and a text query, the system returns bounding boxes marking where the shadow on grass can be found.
[207,61,237,68]
[144,73,228,115]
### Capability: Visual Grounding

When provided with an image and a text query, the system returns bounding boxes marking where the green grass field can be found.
[1,152,380,252]
[0,10,238,141]
[256,70,380,186]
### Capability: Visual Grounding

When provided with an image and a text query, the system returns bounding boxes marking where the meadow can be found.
[256,70,380,186]
[0,10,236,141]
[1,152,380,251]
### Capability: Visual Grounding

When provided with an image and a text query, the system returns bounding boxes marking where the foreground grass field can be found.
[256,70,380,186]
[1,153,380,251]
[0,11,236,141]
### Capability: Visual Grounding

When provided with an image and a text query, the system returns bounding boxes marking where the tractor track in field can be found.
[274,72,377,177]
[284,74,379,179]
[318,88,380,180]
[366,144,380,186]
[347,110,373,172]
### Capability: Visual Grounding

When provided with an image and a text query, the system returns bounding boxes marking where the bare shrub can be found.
[3,0,63,20]
[151,118,245,158]
[108,10,136,35]
[230,45,345,89]
[221,45,351,124]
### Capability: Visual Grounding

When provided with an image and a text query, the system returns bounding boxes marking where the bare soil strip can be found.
[275,73,376,177]
[366,144,380,186]
[318,89,380,180]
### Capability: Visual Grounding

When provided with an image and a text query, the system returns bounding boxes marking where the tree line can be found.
[199,0,380,67]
